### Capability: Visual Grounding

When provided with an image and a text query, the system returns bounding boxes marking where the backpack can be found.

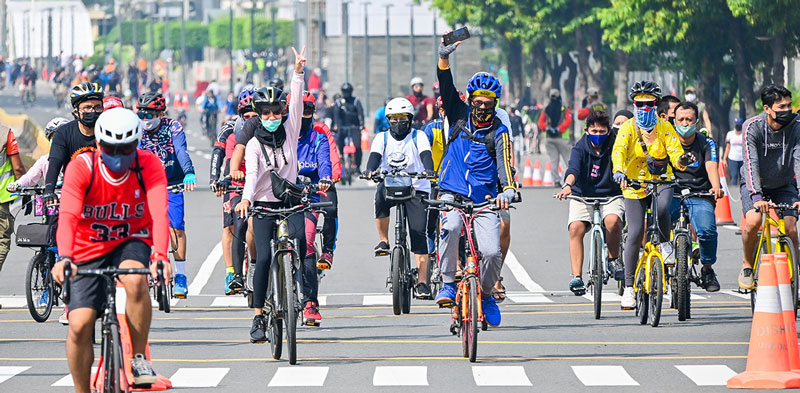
[441,117,500,161]
[382,129,419,158]
[84,150,147,196]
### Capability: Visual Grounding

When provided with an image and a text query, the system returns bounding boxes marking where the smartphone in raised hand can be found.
[443,26,470,46]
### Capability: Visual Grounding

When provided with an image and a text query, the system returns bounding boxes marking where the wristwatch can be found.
[562,183,572,190]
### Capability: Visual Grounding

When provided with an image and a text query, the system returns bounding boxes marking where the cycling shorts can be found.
[374,183,429,255]
[223,193,242,228]
[741,181,799,218]
[168,192,185,230]
[65,239,151,313]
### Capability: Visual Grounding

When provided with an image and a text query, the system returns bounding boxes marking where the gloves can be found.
[613,171,626,184]
[319,179,332,189]
[216,178,231,192]
[183,173,197,186]
[438,42,458,59]
[422,170,437,179]
[497,188,517,203]
[679,152,696,167]
[6,182,19,192]
[42,192,58,207]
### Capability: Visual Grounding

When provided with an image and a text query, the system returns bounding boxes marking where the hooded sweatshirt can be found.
[742,112,800,200]
[297,120,332,184]
[564,133,621,197]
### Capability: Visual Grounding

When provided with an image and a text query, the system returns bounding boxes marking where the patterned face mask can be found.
[634,105,657,131]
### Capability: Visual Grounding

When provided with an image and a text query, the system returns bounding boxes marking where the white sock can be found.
[175,260,186,276]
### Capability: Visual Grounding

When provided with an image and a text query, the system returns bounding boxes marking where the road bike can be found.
[670,188,713,321]
[565,195,623,319]
[63,261,168,392]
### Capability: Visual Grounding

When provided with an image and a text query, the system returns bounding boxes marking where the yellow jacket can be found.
[611,118,686,199]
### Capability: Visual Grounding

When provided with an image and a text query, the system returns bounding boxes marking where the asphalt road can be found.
[0,85,760,391]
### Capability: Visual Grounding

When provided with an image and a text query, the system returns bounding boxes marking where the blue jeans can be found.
[670,198,717,265]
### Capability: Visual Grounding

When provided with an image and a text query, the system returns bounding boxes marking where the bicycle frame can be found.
[268,217,301,319]
[587,204,607,283]
[754,210,795,281]
[452,207,488,326]
[632,183,668,296]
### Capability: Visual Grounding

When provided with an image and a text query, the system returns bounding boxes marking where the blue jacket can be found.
[563,133,621,197]
[139,118,195,185]
[297,123,332,185]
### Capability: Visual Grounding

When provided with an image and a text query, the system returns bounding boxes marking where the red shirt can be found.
[56,150,169,262]
[406,94,434,124]
[313,122,341,181]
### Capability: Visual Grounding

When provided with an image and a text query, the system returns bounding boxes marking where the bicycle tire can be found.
[778,237,798,318]
[618,228,627,296]
[268,263,283,360]
[25,251,54,323]
[284,254,298,365]
[457,292,468,358]
[649,257,664,327]
[104,322,123,393]
[592,231,603,320]
[391,247,403,316]
[635,265,648,325]
[401,249,412,314]
[468,276,479,363]
[675,234,690,321]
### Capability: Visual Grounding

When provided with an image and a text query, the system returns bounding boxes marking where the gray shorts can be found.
[740,182,799,217]
[498,209,510,222]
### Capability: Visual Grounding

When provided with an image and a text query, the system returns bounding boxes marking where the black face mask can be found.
[301,117,313,136]
[389,120,411,140]
[668,116,675,126]
[342,90,352,99]
[413,91,423,98]
[79,111,100,128]
[774,110,795,127]
[735,125,742,131]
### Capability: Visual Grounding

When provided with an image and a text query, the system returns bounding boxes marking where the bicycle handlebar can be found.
[360,170,434,183]
[755,203,797,213]
[563,195,623,205]
[423,198,514,212]
[248,201,333,218]
[167,184,188,193]
[62,262,160,306]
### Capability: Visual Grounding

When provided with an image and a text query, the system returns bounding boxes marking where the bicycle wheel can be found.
[391,247,403,316]
[591,232,603,320]
[778,237,798,318]
[675,234,690,321]
[103,322,123,393]
[649,257,664,327]
[618,228,627,296]
[25,251,54,322]
[283,254,298,365]
[635,265,648,325]
[401,250,412,314]
[467,276,479,363]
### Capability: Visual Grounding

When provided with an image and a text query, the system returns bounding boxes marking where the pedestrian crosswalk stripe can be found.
[373,366,428,386]
[211,296,248,307]
[472,366,532,386]
[170,367,230,387]
[727,291,751,300]
[0,297,27,308]
[318,296,327,306]
[362,295,392,305]
[268,367,329,387]
[52,368,98,387]
[571,365,639,386]
[0,367,29,384]
[675,365,737,386]
[506,293,553,303]
[582,292,623,302]
[663,293,707,301]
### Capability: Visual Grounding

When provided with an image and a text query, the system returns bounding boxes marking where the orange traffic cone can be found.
[182,92,190,111]
[361,129,370,152]
[173,91,182,110]
[522,158,534,187]
[774,252,800,372]
[727,254,800,389]
[543,161,554,187]
[715,163,736,225]
[531,159,542,186]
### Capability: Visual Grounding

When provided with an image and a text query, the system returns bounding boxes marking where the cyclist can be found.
[365,97,435,298]
[233,47,307,343]
[292,90,333,323]
[8,117,69,191]
[374,97,391,133]
[44,83,104,205]
[136,92,196,298]
[555,110,623,295]
[406,77,435,129]
[433,38,517,327]
[739,84,800,290]
[332,82,365,173]
[611,109,634,133]
[669,101,722,292]
[200,89,221,138]
[611,80,693,309]
[51,107,171,392]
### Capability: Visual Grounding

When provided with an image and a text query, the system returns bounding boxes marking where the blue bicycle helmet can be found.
[466,72,502,99]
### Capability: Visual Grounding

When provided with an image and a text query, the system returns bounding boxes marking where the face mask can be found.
[587,133,609,147]
[611,125,620,133]
[774,109,795,127]
[389,120,412,140]
[79,111,100,128]
[685,93,696,102]
[735,125,742,131]
[470,106,494,126]
[141,118,160,131]
[413,90,423,98]
[101,151,136,173]
[668,116,675,126]
[675,123,697,138]
[301,117,313,135]
[634,106,657,131]
[261,119,281,132]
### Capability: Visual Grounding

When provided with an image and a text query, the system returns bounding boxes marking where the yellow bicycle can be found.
[749,203,799,317]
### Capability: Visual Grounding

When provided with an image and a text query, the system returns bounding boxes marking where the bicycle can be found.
[424,196,514,362]
[564,195,623,319]
[426,181,443,300]
[62,260,168,393]
[20,83,35,108]
[362,170,431,315]
[340,134,358,186]
[214,181,258,303]
[145,183,192,307]
[249,198,332,365]
[748,201,799,316]
[671,187,714,321]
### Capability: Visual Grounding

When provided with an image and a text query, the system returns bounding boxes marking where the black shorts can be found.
[66,239,151,313]
[741,181,799,218]
[223,193,242,228]
[374,183,429,254]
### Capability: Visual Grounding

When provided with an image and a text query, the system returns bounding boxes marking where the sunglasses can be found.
[99,141,138,156]
[470,99,496,108]
[258,105,284,116]
[137,111,159,119]
[634,100,656,108]
[303,102,316,116]
[79,105,104,113]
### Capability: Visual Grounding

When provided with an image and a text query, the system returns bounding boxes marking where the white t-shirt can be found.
[370,130,432,193]
[725,130,744,161]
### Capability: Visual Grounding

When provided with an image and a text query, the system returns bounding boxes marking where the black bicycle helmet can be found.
[629,80,662,101]
[136,92,167,112]
[341,82,353,93]
[252,87,285,114]
[269,78,285,90]
[70,82,104,108]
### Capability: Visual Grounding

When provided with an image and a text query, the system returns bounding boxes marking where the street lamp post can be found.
[409,4,414,79]
[181,0,187,92]
[384,4,391,97]
[250,0,256,81]
[270,1,277,60]
[343,1,350,83]
[132,9,138,61]
[363,2,369,116]
[229,1,234,94]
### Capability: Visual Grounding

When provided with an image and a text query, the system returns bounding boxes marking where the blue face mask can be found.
[675,123,697,138]
[261,119,281,132]
[635,106,657,131]
[101,152,136,173]
[587,133,609,147]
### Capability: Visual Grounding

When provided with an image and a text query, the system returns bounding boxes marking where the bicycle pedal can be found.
[438,302,453,308]
[305,320,321,327]
[132,383,154,389]
[250,338,267,344]
[174,294,187,299]
[620,305,635,310]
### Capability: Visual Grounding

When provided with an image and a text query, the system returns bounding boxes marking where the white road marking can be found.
[373,366,428,386]
[506,293,552,303]
[210,296,248,307]
[52,368,97,386]
[362,295,393,305]
[0,366,29,384]
[582,292,623,302]
[727,291,752,299]
[472,366,532,386]
[571,365,639,386]
[505,250,545,292]
[663,293,707,301]
[0,297,27,308]
[675,365,737,386]
[170,368,230,387]
[187,241,224,296]
[268,367,329,387]
[317,295,327,306]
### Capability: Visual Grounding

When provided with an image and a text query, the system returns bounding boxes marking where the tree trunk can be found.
[575,25,604,97]
[548,54,567,98]
[529,43,548,105]
[698,57,727,143]
[772,33,785,86]
[506,37,524,106]
[615,50,629,110]
[564,53,578,105]
[728,16,757,117]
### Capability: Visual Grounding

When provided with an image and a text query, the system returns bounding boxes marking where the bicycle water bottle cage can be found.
[385,175,415,201]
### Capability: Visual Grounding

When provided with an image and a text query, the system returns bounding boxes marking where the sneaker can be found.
[738,267,755,290]
[228,275,244,294]
[130,353,157,386]
[38,289,49,307]
[415,282,432,299]
[481,296,501,326]
[621,287,636,309]
[659,243,674,265]
[317,252,333,270]
[224,272,234,295]
[303,301,322,326]
[435,282,457,305]
[614,258,625,281]
[374,241,390,256]
[58,312,69,326]
[701,267,720,292]
[250,314,267,343]
[174,274,188,298]
[569,275,586,296]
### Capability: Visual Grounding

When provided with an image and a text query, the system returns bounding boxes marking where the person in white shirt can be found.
[724,117,745,185]
[365,97,436,298]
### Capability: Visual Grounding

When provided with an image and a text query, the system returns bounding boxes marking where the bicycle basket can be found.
[15,223,55,247]
[271,171,304,206]
[384,175,415,201]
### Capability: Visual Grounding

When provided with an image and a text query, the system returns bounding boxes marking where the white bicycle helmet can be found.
[95,107,142,147]
[385,97,415,117]
[44,117,70,139]
[409,77,424,88]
